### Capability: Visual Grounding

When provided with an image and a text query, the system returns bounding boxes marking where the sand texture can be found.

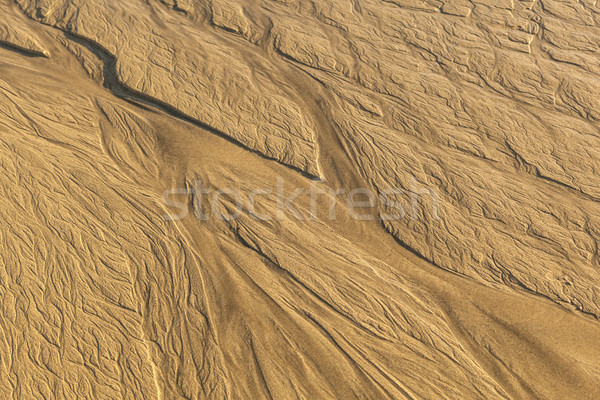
[0,0,600,398]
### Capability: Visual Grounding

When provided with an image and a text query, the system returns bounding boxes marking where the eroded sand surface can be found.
[1,0,600,398]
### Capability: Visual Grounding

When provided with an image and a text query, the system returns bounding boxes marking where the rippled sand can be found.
[1,0,600,398]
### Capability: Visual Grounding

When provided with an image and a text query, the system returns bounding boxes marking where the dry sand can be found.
[0,0,600,398]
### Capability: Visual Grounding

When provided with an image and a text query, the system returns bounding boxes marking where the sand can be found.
[0,0,599,398]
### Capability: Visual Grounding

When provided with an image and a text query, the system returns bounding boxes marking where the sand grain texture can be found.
[0,0,599,398]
